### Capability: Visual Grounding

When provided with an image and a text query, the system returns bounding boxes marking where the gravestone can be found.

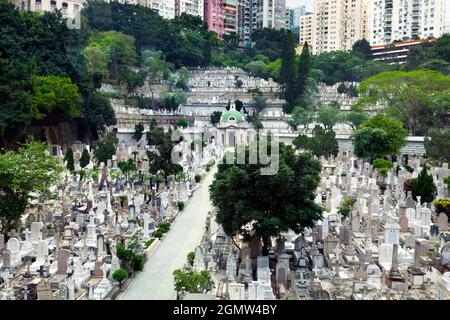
[36,240,48,262]
[406,193,415,209]
[339,224,350,245]
[2,249,11,269]
[256,256,271,283]
[92,260,103,278]
[437,213,448,232]
[399,215,409,233]
[6,237,21,265]
[56,249,70,274]
[30,222,43,241]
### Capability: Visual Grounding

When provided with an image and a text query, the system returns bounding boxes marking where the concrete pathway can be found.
[121,166,217,300]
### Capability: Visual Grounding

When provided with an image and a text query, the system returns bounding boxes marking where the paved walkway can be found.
[121,166,217,300]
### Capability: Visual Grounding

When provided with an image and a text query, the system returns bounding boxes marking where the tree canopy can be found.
[0,141,63,234]
[357,70,450,135]
[94,133,118,165]
[209,140,323,254]
[358,114,407,157]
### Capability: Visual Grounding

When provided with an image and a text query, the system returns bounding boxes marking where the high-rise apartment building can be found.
[13,0,84,19]
[236,0,288,43]
[251,0,287,30]
[367,0,447,45]
[175,0,204,19]
[237,0,252,43]
[289,5,306,34]
[299,12,315,47]
[223,0,238,35]
[299,0,369,54]
[145,0,175,19]
[204,0,225,37]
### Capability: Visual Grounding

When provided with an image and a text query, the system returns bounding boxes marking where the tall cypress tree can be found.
[64,146,75,172]
[412,166,436,204]
[296,42,311,105]
[80,148,90,169]
[280,31,297,112]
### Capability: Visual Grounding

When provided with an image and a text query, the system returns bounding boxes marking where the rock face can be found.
[26,120,93,146]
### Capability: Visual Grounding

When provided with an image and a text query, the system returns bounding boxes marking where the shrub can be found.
[404,165,414,173]
[340,172,347,177]
[144,238,155,249]
[433,198,450,216]
[176,117,189,128]
[64,146,75,172]
[177,201,185,211]
[187,251,195,266]
[412,166,436,204]
[404,179,416,193]
[154,229,164,239]
[338,196,357,217]
[133,254,145,271]
[80,148,90,168]
[205,164,211,172]
[373,158,393,170]
[195,174,201,183]
[173,266,214,293]
[113,268,128,288]
[159,222,171,233]
[444,176,450,191]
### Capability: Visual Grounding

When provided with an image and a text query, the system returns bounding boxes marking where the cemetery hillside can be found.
[0,0,449,305]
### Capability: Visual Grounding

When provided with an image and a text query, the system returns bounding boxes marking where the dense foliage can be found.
[64,146,75,172]
[146,125,183,178]
[424,130,450,164]
[210,140,323,254]
[0,141,63,234]
[293,125,339,158]
[0,0,116,147]
[357,70,450,135]
[173,266,213,293]
[94,133,118,165]
[412,166,436,204]
[352,114,407,161]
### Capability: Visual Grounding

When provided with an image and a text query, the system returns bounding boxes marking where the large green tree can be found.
[316,103,343,130]
[146,126,183,179]
[84,30,138,80]
[209,141,323,255]
[245,61,270,79]
[132,122,144,142]
[0,1,116,145]
[94,133,118,165]
[291,42,312,114]
[424,129,450,164]
[357,70,450,135]
[280,31,297,107]
[32,75,80,120]
[293,125,339,158]
[141,50,173,105]
[286,106,315,132]
[351,127,389,162]
[352,39,372,59]
[0,141,63,235]
[359,114,407,156]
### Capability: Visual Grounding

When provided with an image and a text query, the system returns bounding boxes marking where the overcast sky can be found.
[286,0,450,24]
